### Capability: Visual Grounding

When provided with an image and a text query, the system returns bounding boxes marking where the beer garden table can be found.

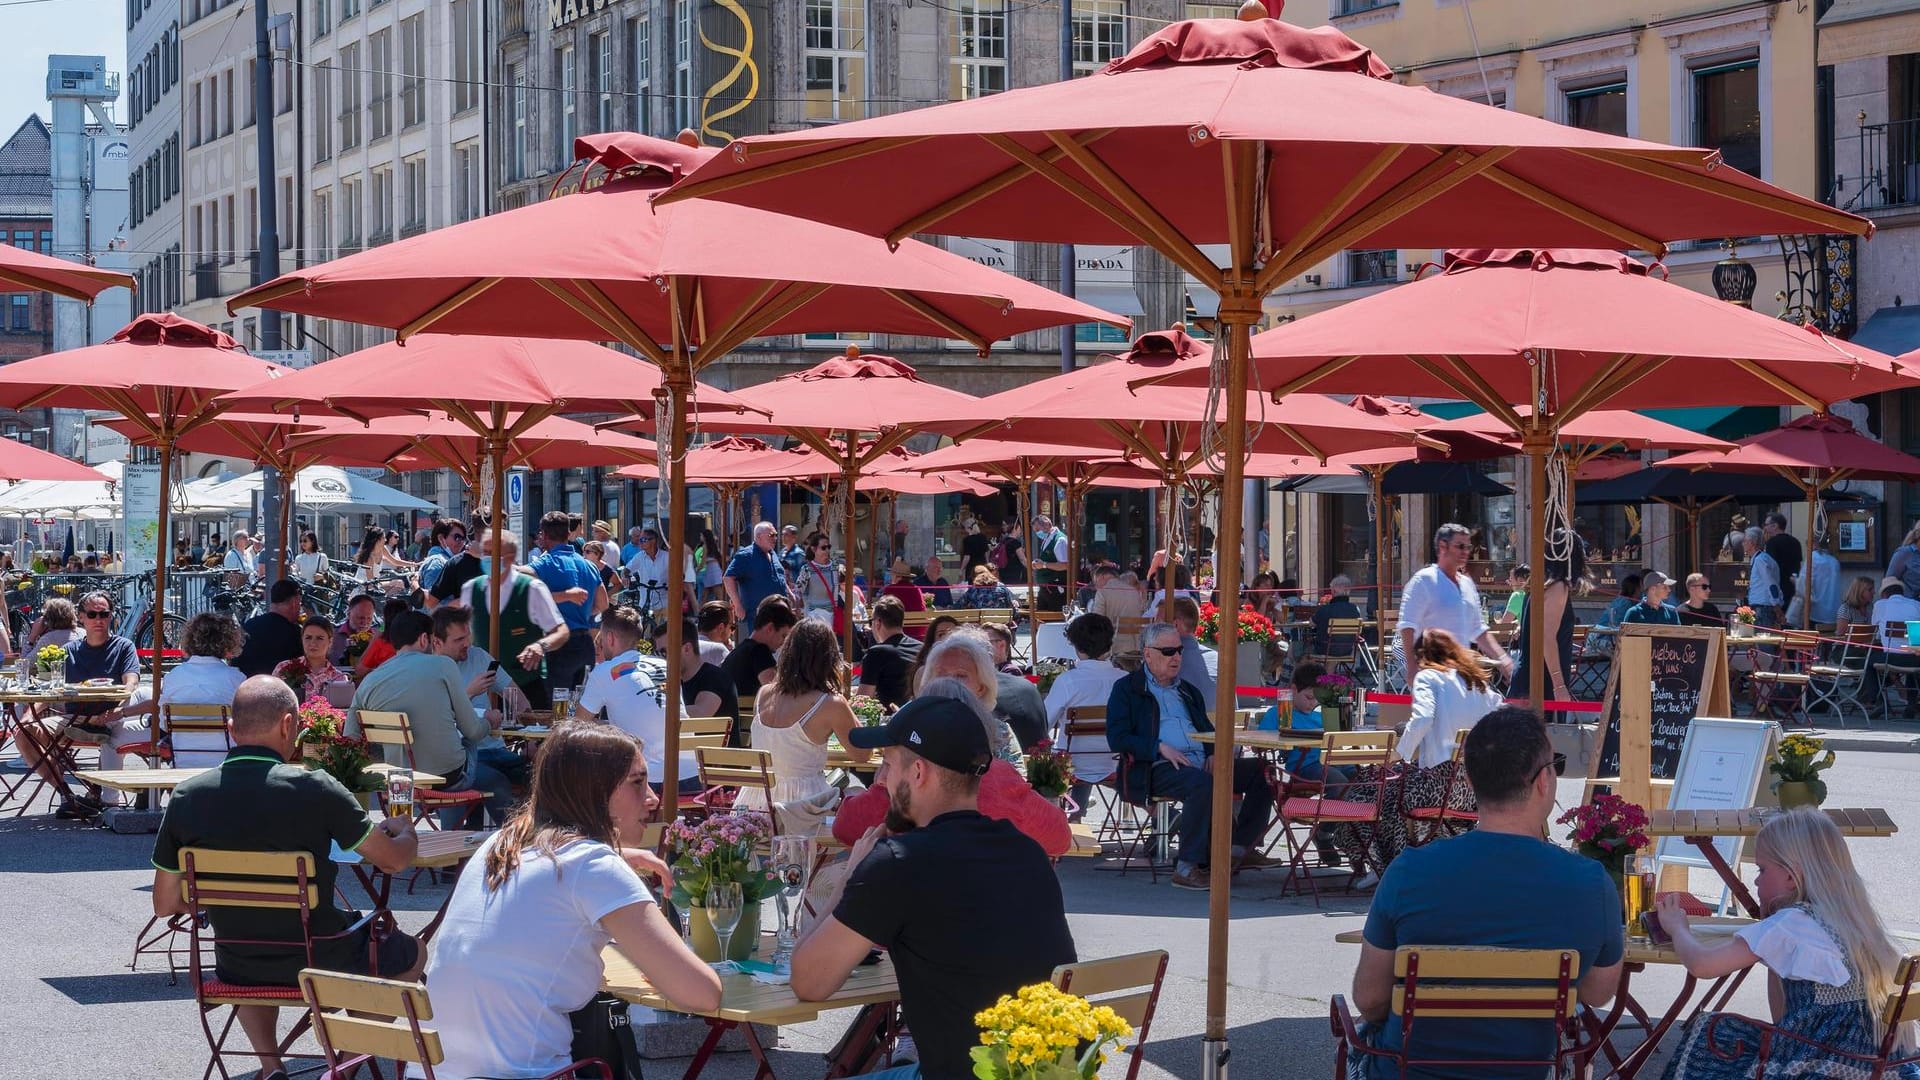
[1,683,136,812]
[1649,807,1896,918]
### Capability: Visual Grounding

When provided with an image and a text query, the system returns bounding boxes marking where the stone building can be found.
[0,116,58,448]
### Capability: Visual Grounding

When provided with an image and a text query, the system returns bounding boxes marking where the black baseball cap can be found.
[846,696,992,777]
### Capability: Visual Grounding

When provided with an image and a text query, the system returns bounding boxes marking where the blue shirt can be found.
[620,541,642,568]
[726,543,787,621]
[1260,703,1323,773]
[1179,635,1217,706]
[1621,600,1680,626]
[778,543,807,586]
[416,545,451,593]
[529,543,600,631]
[1362,831,1623,1078]
[1146,676,1202,758]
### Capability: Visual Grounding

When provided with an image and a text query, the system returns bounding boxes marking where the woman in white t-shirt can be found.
[292,530,329,583]
[426,723,721,1080]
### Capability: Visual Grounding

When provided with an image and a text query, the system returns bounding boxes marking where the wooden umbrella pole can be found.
[1020,476,1035,618]
[486,429,507,677]
[1372,467,1388,658]
[151,436,175,702]
[659,380,692,810]
[842,452,859,681]
[1524,430,1550,711]
[1064,467,1080,612]
[275,466,294,580]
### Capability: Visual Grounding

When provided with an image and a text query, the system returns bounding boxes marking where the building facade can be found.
[0,116,59,449]
[126,0,185,317]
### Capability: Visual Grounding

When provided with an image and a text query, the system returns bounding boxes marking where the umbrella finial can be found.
[676,128,701,148]
[844,344,861,359]
[1237,0,1273,19]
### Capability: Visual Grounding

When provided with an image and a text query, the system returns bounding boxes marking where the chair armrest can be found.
[543,1059,611,1079]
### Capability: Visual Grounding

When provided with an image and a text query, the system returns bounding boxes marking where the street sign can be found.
[506,467,528,540]
[255,349,314,369]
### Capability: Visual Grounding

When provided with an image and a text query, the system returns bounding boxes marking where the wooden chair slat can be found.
[1390,986,1579,1019]
[299,969,433,1019]
[1392,946,1577,980]
[1049,951,1165,997]
[315,1014,443,1064]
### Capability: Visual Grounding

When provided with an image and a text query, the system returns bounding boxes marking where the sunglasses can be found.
[82,609,112,619]
[1534,752,1568,782]
[1146,645,1182,657]
[447,533,467,542]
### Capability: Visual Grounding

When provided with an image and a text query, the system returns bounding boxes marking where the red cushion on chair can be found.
[418,790,483,805]
[1281,797,1378,822]
[199,977,303,1001]
[117,741,172,761]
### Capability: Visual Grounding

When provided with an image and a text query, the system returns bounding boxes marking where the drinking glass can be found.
[386,767,416,821]
[705,881,744,971]
[553,687,573,720]
[769,835,815,976]
[1624,854,1654,937]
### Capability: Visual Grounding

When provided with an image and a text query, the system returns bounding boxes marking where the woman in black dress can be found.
[1511,529,1587,704]
[959,517,990,584]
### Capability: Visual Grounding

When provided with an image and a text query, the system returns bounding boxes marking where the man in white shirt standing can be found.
[1396,523,1514,680]
[622,526,694,624]
[223,531,260,583]
[577,605,699,794]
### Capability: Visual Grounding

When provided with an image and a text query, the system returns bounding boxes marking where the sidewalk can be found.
[1801,719,1920,754]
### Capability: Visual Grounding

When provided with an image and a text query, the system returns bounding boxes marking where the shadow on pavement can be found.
[43,972,195,1005]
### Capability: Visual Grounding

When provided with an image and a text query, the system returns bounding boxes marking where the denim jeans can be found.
[861,1068,921,1080]
[1148,755,1275,867]
[440,750,516,829]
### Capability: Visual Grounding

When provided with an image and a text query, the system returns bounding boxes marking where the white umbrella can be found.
[203,466,438,515]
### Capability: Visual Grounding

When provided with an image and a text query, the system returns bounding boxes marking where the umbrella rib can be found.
[534,278,642,349]
[1727,359,1831,412]
[1429,355,1526,433]
[1570,149,1874,238]
[1096,419,1164,469]
[1558,355,1668,422]
[229,278,307,315]
[572,279,673,367]
[655,135,930,206]
[1414,356,1523,433]
[698,279,786,354]
[880,289,991,353]
[397,278,503,342]
[0,270,92,303]
[1273,423,1326,465]
[1261,146,1406,281]
[981,134,1218,285]
[1479,165,1665,255]
[884,130,1114,246]
[1044,132,1221,285]
[1265,147,1518,287]
[698,282,832,363]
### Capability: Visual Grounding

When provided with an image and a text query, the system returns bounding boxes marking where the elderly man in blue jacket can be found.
[1105,622,1278,891]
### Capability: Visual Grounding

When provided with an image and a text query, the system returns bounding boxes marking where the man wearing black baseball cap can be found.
[792,695,1077,1080]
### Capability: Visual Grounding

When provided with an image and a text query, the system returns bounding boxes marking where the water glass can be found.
[706,881,744,970]
[769,835,815,976]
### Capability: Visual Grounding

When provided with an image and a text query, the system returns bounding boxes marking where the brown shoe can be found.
[1171,867,1209,891]
[1235,850,1285,872]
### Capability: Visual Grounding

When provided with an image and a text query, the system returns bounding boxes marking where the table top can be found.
[1195,729,1325,751]
[76,762,446,793]
[1650,807,1896,838]
[496,725,555,741]
[0,684,133,704]
[600,942,899,1025]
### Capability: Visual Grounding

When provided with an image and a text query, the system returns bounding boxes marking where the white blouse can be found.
[1400,667,1504,768]
[1734,906,1851,987]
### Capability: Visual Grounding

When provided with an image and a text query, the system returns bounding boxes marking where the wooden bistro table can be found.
[1194,728,1325,754]
[1,683,136,811]
[602,943,901,1080]
[77,761,446,800]
[334,826,490,943]
[1651,807,1897,918]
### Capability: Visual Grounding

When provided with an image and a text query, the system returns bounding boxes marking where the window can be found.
[1071,0,1125,76]
[509,64,528,180]
[313,60,333,158]
[9,296,29,332]
[451,0,479,113]
[339,0,356,20]
[131,67,143,125]
[369,165,392,241]
[245,188,258,265]
[188,80,202,145]
[166,135,179,197]
[131,165,143,226]
[593,31,615,133]
[1693,59,1761,177]
[223,195,237,264]
[279,177,294,248]
[276,48,293,113]
[453,142,480,222]
[1345,248,1397,286]
[338,45,361,148]
[313,188,332,256]
[1566,81,1629,136]
[1185,3,1238,17]
[1334,0,1395,14]
[340,177,361,247]
[222,69,234,134]
[242,58,256,127]
[948,1,1006,100]
[558,44,578,161]
[312,0,329,39]
[369,30,393,139]
[402,156,426,232]
[401,16,426,128]
[803,0,866,122]
[632,13,651,133]
[674,0,694,131]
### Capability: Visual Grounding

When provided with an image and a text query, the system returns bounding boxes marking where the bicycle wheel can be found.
[137,612,188,653]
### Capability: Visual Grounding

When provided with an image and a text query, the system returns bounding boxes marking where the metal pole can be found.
[254,0,285,584]
[1058,0,1075,374]
[151,437,175,702]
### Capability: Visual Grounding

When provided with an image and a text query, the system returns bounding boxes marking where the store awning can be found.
[1185,285,1220,319]
[1852,305,1920,359]
[1074,284,1145,317]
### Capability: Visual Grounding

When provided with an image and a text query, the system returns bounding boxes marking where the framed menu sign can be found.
[1591,624,1732,809]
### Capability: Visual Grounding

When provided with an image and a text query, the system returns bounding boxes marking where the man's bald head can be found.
[231,675,300,743]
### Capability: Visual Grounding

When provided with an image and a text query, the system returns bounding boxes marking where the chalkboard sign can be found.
[1595,624,1730,783]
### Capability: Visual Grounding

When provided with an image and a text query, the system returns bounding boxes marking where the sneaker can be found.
[1352,870,1381,890]
[1171,867,1209,891]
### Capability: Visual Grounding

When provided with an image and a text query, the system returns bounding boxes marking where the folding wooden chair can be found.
[1061,705,1130,846]
[298,969,609,1080]
[1748,630,1820,724]
[1805,623,1875,727]
[1332,945,1601,1078]
[1276,730,1397,906]
[1099,743,1180,883]
[1872,621,1920,722]
[180,847,396,1080]
[1568,626,1611,699]
[733,695,760,746]
[1051,951,1170,1080]
[354,710,485,829]
[1308,618,1365,682]
[694,745,780,834]
[1402,728,1477,848]
[679,716,732,751]
[161,703,237,769]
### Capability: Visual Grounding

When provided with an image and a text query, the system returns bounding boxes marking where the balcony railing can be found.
[193,260,221,301]
[1346,249,1398,287]
[1854,117,1920,211]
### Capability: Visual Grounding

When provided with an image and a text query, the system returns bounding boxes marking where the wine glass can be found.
[705,880,744,972]
[769,835,815,976]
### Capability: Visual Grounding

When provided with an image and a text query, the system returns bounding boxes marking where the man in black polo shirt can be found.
[721,594,796,698]
[233,579,305,677]
[151,676,423,1080]
[793,697,1077,1080]
[856,596,921,709]
[428,515,487,608]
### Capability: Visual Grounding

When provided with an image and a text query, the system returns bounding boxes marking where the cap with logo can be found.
[1643,571,1675,588]
[846,696,992,777]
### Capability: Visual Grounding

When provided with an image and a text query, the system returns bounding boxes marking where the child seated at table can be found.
[1259,662,1343,866]
[1654,808,1919,1079]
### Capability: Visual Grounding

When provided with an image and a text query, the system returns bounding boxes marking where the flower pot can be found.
[1236,642,1266,694]
[688,900,761,963]
[1776,781,1822,810]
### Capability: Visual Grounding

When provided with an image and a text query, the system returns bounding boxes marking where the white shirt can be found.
[1748,549,1782,607]
[698,638,730,668]
[1396,564,1488,650]
[460,570,564,631]
[622,546,694,602]
[1808,550,1841,626]
[577,649,697,780]
[1870,594,1920,647]
[292,551,329,582]
[426,835,656,1080]
[159,656,249,768]
[1400,667,1504,768]
[222,545,258,578]
[1042,657,1126,783]
[1734,906,1850,986]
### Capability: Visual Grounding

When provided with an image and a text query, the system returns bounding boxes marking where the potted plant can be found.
[665,810,780,962]
[299,717,384,810]
[1558,794,1651,897]
[341,629,376,668]
[848,695,888,727]
[1198,602,1276,700]
[1770,733,1835,810]
[971,981,1133,1080]
[1311,672,1356,731]
[1031,658,1072,697]
[1730,605,1757,639]
[1024,739,1075,803]
[33,643,68,689]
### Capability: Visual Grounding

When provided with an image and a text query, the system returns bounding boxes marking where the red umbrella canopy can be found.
[290,413,657,478]
[100,412,383,471]
[1662,413,1920,483]
[663,15,1866,265]
[1152,249,1914,426]
[0,441,111,483]
[0,314,295,439]
[716,353,984,441]
[1430,405,1733,455]
[0,241,134,301]
[227,136,1124,362]
[630,435,795,486]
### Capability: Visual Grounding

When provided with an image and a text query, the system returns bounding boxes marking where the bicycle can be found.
[617,580,669,640]
[126,571,187,654]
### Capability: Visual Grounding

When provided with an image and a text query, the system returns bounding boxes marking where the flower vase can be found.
[1776,781,1822,810]
[1326,701,1349,732]
[1731,622,1753,639]
[688,901,761,963]
[1236,642,1266,696]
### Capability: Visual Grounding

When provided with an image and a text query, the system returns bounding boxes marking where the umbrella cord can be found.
[655,389,677,532]
[1541,350,1575,568]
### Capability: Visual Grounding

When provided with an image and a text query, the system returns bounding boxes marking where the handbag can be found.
[568,993,644,1080]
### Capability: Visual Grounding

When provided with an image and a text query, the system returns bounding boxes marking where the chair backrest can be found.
[1393,945,1580,1025]
[298,969,443,1072]
[1324,618,1364,656]
[1052,950,1169,1080]
[1781,629,1821,656]
[680,716,732,750]
[1881,955,1920,1031]
[900,609,944,628]
[1885,620,1909,643]
[1064,704,1108,747]
[179,848,322,913]
[1322,729,1396,770]
[696,746,776,799]
[355,709,414,754]
[163,702,231,738]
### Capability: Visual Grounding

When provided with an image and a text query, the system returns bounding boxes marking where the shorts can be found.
[216,923,422,988]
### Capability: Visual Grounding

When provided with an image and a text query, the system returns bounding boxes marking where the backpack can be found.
[989,537,1009,570]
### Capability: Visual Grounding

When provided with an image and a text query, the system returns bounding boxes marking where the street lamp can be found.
[1713,240,1757,308]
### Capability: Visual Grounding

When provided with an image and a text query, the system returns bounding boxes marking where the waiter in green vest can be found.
[461,529,572,711]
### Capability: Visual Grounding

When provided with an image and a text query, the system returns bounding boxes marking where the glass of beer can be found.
[553,687,573,720]
[386,767,415,820]
[1624,854,1654,937]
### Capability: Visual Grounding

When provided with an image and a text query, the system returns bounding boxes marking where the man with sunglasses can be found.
[14,590,145,819]
[1396,523,1514,683]
[1348,707,1621,1075]
[1104,623,1277,891]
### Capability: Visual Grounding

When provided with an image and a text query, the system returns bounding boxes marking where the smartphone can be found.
[1642,910,1672,947]
[486,660,501,674]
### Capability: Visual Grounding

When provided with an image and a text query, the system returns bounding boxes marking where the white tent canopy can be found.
[0,462,238,519]
[202,467,438,515]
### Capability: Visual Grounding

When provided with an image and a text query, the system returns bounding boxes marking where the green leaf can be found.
[970,1045,1001,1080]
[1808,776,1828,805]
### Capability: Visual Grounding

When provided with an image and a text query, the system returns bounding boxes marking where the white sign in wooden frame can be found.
[1654,716,1781,874]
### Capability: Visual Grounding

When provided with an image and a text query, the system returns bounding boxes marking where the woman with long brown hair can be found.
[737,619,869,831]
[426,722,720,1080]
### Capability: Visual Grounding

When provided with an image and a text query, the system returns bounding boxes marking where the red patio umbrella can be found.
[1664,414,1920,625]
[0,314,295,697]
[656,6,1874,1048]
[0,242,133,301]
[0,442,111,484]
[225,133,1114,801]
[291,412,658,490]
